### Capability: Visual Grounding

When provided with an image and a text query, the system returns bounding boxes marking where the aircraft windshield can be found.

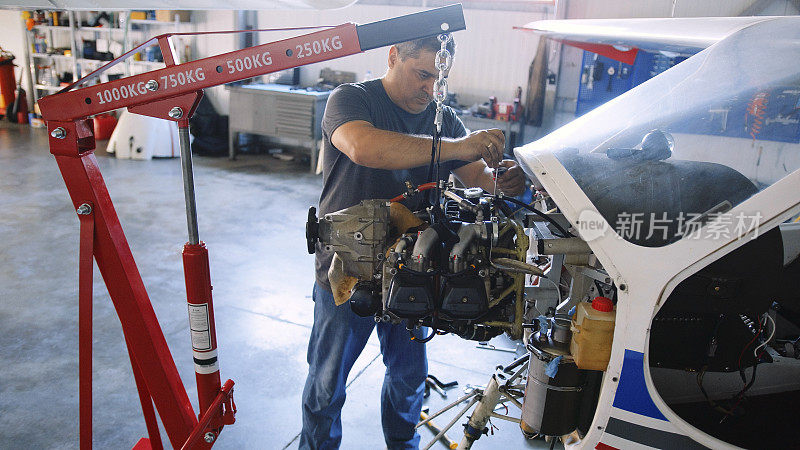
[517,17,800,247]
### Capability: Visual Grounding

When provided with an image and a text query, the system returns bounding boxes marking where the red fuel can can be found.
[93,113,117,140]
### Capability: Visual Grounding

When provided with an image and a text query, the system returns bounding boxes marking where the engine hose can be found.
[424,131,447,224]
[426,133,439,189]
[411,327,437,343]
[497,198,515,218]
[457,324,503,342]
[390,182,437,203]
[500,196,573,238]
[491,258,545,276]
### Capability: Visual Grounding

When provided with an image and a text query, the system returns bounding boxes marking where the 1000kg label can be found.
[93,68,206,104]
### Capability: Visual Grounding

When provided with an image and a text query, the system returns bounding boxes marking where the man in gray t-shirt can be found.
[301,36,525,450]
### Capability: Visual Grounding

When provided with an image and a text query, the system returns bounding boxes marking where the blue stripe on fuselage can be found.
[612,349,668,421]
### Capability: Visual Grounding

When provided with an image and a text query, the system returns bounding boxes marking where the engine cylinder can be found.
[386,270,435,318]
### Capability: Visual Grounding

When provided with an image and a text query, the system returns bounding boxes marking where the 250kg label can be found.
[93,68,206,104]
[294,35,343,59]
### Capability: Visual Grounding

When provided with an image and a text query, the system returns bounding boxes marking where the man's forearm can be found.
[332,121,504,170]
[346,126,464,170]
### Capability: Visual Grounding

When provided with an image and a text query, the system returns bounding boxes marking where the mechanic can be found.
[300,36,526,449]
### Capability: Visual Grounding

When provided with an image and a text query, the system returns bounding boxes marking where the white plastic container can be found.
[570,297,616,371]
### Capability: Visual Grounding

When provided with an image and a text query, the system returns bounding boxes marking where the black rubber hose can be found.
[426,131,438,192]
[500,196,574,238]
[496,197,515,218]
[412,328,437,343]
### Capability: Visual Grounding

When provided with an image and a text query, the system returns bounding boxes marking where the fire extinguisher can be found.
[0,47,17,115]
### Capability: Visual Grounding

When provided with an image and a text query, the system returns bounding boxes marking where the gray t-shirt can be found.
[315,79,468,290]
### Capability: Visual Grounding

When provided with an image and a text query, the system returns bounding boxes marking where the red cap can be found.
[591,296,613,312]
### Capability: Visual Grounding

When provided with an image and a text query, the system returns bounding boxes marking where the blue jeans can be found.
[300,283,428,450]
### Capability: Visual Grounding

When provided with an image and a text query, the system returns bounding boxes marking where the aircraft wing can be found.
[0,0,355,9]
[518,16,783,62]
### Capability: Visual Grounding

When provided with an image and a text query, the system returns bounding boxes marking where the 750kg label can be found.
[93,67,206,104]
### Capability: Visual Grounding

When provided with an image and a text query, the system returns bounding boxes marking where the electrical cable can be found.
[499,196,573,238]
[700,314,770,422]
[697,366,737,417]
[426,136,438,192]
[538,276,563,305]
[425,132,447,224]
[697,316,734,415]
[738,316,763,371]
[434,137,444,221]
[753,314,775,358]
[722,362,760,424]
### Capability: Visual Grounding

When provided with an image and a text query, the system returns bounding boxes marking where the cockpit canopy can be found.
[517,17,800,248]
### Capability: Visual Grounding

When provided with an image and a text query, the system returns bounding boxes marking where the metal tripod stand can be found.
[417,353,532,450]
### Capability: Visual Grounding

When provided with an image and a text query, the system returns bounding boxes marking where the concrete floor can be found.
[0,121,558,449]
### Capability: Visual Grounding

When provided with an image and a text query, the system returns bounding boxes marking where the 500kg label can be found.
[224,51,273,74]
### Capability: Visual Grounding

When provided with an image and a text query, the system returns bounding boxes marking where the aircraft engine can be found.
[307,186,532,342]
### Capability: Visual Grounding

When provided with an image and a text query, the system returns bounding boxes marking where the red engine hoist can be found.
[38,5,466,449]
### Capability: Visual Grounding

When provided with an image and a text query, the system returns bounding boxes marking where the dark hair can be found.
[395,36,456,61]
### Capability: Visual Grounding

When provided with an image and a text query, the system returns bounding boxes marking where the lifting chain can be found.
[433,33,453,133]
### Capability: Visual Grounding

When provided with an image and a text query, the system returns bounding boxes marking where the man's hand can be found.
[452,158,527,197]
[453,128,505,168]
[496,160,525,196]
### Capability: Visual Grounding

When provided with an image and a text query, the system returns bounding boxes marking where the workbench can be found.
[226,83,330,172]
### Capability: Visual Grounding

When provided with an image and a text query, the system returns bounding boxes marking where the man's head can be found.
[383,36,456,114]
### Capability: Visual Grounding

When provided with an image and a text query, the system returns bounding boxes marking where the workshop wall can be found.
[248,4,545,109]
[0,10,28,82]
[191,10,237,113]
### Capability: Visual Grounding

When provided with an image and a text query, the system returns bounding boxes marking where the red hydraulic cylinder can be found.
[182,242,223,424]
[174,116,232,439]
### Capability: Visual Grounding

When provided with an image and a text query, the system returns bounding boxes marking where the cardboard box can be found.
[156,10,191,22]
[130,11,147,21]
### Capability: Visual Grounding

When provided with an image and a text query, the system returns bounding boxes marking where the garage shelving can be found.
[22,10,192,110]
